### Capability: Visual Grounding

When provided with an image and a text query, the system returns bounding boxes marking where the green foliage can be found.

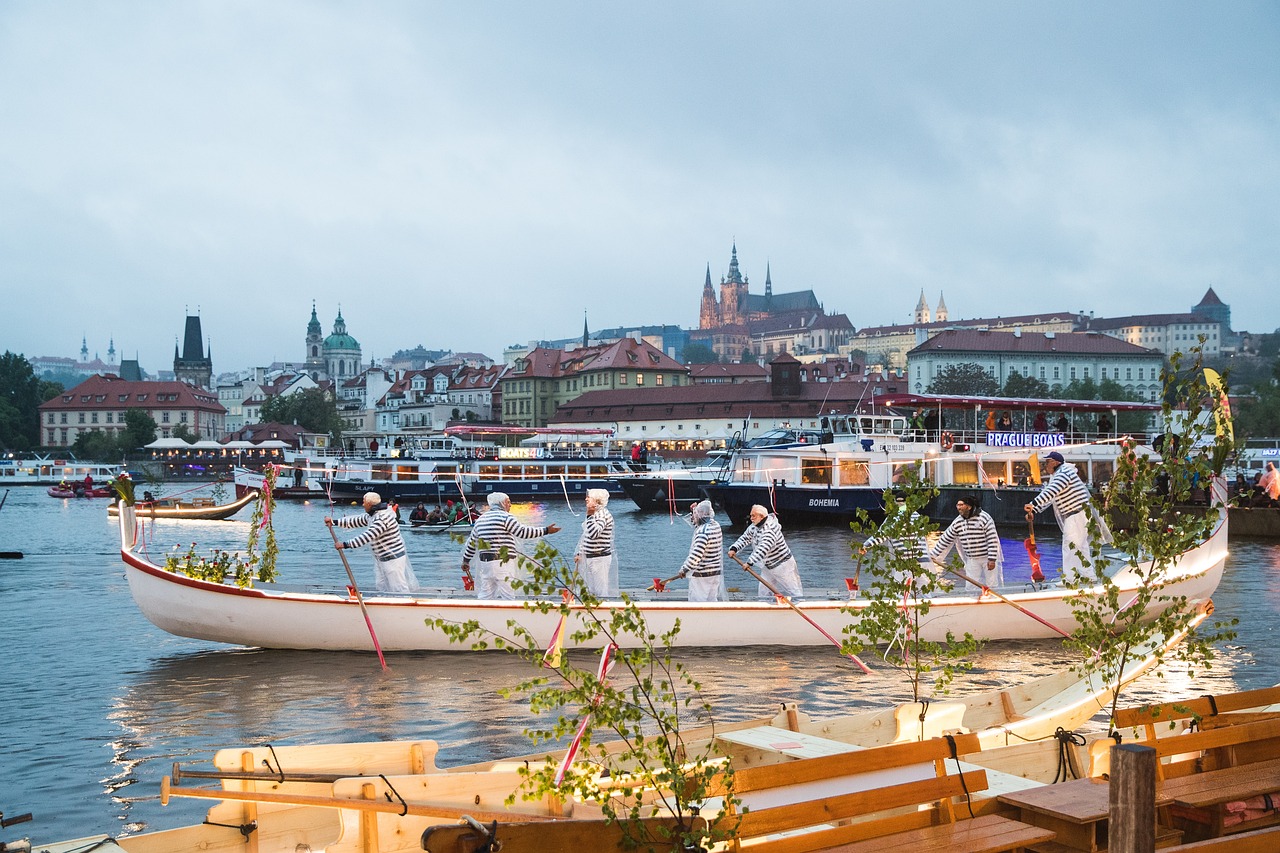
[171,423,198,443]
[1065,347,1238,730]
[1000,372,1051,398]
[426,543,738,852]
[164,467,279,586]
[681,343,719,364]
[109,472,136,506]
[0,351,44,450]
[71,428,121,461]
[259,388,344,441]
[121,408,158,451]
[844,475,983,706]
[245,464,280,583]
[926,362,1000,395]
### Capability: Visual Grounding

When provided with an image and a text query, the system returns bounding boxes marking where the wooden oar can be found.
[159,777,554,823]
[930,558,1072,640]
[1025,512,1045,583]
[730,555,872,674]
[0,488,9,512]
[327,522,388,671]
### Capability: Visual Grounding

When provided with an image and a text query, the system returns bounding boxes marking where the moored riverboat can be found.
[704,393,1162,527]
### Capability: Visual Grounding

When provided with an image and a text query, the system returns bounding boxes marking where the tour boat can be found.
[703,393,1163,526]
[114,489,1227,652]
[0,455,123,486]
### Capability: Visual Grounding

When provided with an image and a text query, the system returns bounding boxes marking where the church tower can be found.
[174,314,213,389]
[914,290,932,325]
[935,292,949,323]
[699,264,720,329]
[719,243,748,326]
[323,308,362,380]
[304,302,325,380]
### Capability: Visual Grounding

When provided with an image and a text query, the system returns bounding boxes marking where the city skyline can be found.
[3,3,1277,370]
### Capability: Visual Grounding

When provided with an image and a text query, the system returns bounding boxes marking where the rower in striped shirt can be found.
[728,505,803,600]
[461,492,561,599]
[678,500,726,602]
[930,493,1003,591]
[1025,451,1092,583]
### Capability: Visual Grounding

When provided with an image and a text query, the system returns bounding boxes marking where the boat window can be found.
[567,465,587,478]
[949,459,980,486]
[372,464,393,481]
[838,459,870,486]
[543,465,566,478]
[860,418,874,433]
[800,458,832,486]
[1091,460,1113,484]
[1012,461,1032,487]
[831,418,850,435]
[393,465,419,482]
[501,464,523,479]
[982,460,1007,487]
[479,464,500,481]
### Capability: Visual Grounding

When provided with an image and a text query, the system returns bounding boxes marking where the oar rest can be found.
[210,740,441,798]
[705,731,1054,852]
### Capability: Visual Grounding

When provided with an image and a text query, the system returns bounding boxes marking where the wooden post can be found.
[1110,743,1157,853]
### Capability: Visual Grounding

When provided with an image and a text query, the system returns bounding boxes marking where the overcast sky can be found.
[2,2,1277,375]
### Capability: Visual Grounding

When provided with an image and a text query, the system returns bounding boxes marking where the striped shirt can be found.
[577,507,614,558]
[681,520,723,578]
[462,508,550,563]
[864,512,928,562]
[729,515,793,570]
[1030,465,1091,520]
[335,506,407,560]
[930,510,1001,563]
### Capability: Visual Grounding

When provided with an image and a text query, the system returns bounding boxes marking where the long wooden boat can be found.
[116,494,1228,651]
[23,611,1232,853]
[106,490,258,521]
[47,485,114,498]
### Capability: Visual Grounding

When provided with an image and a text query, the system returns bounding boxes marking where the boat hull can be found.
[116,504,1228,652]
[614,474,716,511]
[106,490,257,521]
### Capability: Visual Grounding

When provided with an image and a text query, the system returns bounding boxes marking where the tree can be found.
[681,343,719,364]
[0,351,44,450]
[171,424,198,443]
[1001,372,1051,398]
[427,543,739,852]
[845,476,982,706]
[926,363,999,395]
[120,408,158,453]
[259,388,344,440]
[71,429,120,461]
[1067,348,1237,731]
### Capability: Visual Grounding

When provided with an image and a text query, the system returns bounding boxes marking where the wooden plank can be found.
[734,772,985,838]
[1142,718,1280,759]
[716,726,864,759]
[212,740,439,777]
[1162,823,1280,851]
[419,816,704,853]
[1114,688,1280,730]
[798,813,1057,853]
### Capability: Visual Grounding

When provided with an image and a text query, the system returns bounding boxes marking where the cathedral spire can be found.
[582,312,589,349]
[765,262,773,299]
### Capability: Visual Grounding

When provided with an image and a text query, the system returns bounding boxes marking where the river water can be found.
[2,483,1278,843]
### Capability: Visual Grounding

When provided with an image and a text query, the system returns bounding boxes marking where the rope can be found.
[558,474,581,517]
[262,744,285,782]
[1052,727,1087,783]
[944,733,976,818]
[379,774,408,816]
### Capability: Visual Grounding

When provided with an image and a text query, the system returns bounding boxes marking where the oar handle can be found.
[327,522,389,670]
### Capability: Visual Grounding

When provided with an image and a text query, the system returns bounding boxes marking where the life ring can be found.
[940,431,955,451]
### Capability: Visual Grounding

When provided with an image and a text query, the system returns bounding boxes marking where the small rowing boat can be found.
[47,485,113,498]
[106,490,258,521]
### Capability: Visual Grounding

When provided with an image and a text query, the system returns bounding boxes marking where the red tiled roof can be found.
[39,374,226,412]
[910,329,1157,355]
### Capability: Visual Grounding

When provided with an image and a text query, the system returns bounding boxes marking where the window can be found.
[619,373,628,385]
[91,413,98,424]
[656,375,664,386]
[636,373,644,386]
[78,413,85,424]
[162,412,170,423]
[800,458,832,486]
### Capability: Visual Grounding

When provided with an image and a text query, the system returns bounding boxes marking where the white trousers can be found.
[579,555,614,598]
[477,558,518,600]
[688,574,725,602]
[1059,512,1090,583]
[755,556,803,600]
[373,554,419,593]
[962,556,1002,592]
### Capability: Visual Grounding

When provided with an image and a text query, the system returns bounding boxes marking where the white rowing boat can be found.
[115,495,1228,652]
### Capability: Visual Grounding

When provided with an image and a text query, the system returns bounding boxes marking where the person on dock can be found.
[326,491,420,593]
[677,499,726,602]
[930,493,1002,591]
[728,504,803,600]
[461,492,561,600]
[573,488,618,598]
[1024,451,1093,583]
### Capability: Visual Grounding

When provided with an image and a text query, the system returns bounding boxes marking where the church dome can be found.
[324,331,360,349]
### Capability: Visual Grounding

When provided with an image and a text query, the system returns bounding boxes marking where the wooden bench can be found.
[1114,715,1280,841]
[418,733,1055,853]
[998,775,1176,852]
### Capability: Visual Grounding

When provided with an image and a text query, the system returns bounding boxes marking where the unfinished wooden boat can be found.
[24,611,1248,853]
[106,490,258,521]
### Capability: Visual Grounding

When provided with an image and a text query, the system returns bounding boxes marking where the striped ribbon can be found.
[554,643,618,786]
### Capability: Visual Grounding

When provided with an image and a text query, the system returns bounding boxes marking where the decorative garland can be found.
[162,465,280,587]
